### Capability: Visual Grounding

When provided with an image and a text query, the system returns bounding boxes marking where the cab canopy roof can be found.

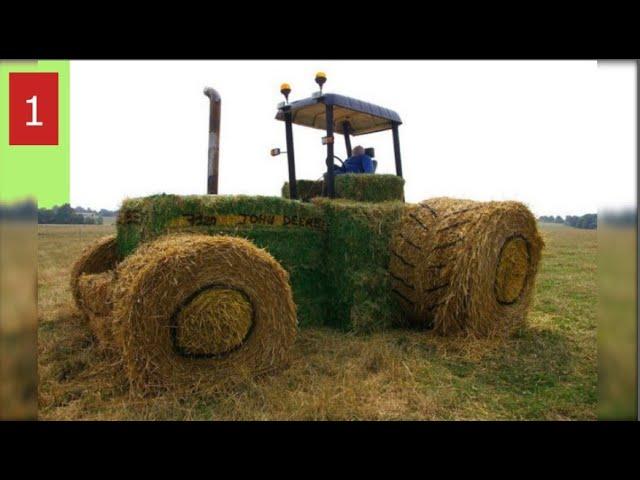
[275,93,402,136]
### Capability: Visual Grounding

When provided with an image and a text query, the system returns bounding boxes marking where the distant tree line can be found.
[538,213,598,230]
[37,204,108,224]
[538,215,565,224]
[74,206,118,217]
[565,214,597,229]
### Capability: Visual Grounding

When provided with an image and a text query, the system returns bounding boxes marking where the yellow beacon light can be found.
[280,83,291,103]
[315,72,327,93]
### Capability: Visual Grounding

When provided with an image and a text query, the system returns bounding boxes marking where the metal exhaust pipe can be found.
[203,87,221,195]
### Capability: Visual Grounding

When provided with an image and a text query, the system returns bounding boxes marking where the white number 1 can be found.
[26,95,43,126]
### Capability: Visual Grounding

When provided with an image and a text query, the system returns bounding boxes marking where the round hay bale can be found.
[75,271,116,346]
[70,234,118,313]
[112,234,297,393]
[70,235,119,346]
[389,197,544,337]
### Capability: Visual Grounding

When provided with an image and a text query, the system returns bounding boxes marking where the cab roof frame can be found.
[276,92,403,200]
[275,93,402,136]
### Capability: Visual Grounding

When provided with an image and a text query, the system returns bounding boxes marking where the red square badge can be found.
[9,72,59,145]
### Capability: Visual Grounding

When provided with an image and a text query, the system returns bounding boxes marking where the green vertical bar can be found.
[0,60,70,208]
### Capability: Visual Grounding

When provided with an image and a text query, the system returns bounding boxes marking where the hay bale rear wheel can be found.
[75,271,116,346]
[70,234,118,311]
[112,234,297,393]
[69,235,119,345]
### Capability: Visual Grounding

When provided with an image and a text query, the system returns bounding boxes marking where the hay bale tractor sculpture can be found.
[71,73,543,393]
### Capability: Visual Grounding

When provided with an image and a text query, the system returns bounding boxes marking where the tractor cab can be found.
[272,73,403,200]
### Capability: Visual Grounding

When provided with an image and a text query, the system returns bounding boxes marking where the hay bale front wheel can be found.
[389,198,544,337]
[112,234,297,393]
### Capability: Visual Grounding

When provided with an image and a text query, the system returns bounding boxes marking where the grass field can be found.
[37,222,597,420]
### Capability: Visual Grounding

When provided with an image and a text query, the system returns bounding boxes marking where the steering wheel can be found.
[317,155,347,185]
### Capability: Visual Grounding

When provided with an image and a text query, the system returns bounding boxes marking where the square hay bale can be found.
[335,174,404,203]
[312,198,406,331]
[281,179,324,202]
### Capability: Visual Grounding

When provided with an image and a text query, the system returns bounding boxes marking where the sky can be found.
[70,60,636,216]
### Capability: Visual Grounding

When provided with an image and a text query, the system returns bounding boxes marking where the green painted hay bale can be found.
[117,194,328,327]
[335,174,404,203]
[281,179,324,201]
[312,197,406,331]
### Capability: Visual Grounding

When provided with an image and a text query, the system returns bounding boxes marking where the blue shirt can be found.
[341,154,374,174]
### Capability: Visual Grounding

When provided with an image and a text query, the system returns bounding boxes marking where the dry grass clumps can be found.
[75,272,115,346]
[70,235,118,308]
[111,234,297,394]
[389,197,544,337]
[76,272,114,317]
[69,235,119,344]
